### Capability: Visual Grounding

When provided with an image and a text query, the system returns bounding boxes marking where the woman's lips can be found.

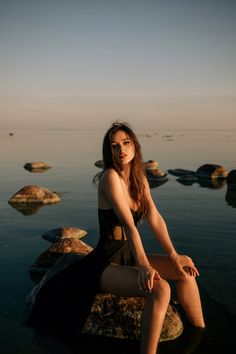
[119,154,127,159]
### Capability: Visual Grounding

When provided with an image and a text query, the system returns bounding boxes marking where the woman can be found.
[27,121,205,354]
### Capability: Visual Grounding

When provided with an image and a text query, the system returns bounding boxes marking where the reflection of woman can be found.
[28,122,205,354]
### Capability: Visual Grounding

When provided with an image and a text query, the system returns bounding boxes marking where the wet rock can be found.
[148,178,168,189]
[196,164,228,179]
[146,169,167,179]
[29,238,93,278]
[42,227,88,243]
[83,294,183,342]
[8,185,60,205]
[94,160,104,168]
[144,160,159,170]
[24,162,51,172]
[168,168,196,177]
[226,170,236,190]
[145,160,168,187]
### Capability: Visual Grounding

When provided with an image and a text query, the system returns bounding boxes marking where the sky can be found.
[0,0,236,131]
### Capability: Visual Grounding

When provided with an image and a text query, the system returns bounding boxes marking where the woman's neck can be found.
[120,164,131,182]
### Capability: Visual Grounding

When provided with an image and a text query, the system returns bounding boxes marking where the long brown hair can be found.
[93,121,148,217]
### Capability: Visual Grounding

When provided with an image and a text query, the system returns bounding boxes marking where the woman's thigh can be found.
[100,263,150,297]
[148,254,183,280]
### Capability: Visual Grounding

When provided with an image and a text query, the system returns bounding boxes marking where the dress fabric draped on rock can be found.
[27,208,141,335]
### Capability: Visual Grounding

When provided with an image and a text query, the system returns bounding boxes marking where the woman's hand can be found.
[138,265,161,292]
[170,253,199,277]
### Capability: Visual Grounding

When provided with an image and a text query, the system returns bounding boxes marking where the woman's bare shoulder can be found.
[100,168,119,184]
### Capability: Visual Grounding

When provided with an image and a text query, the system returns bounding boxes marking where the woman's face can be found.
[110,130,135,166]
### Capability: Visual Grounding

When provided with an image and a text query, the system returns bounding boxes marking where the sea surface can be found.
[0,128,235,354]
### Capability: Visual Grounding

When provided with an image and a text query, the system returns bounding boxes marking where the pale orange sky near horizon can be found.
[1,0,236,131]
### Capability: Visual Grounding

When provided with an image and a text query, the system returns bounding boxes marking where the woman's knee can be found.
[151,279,171,303]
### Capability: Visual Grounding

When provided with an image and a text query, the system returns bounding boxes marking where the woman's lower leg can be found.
[176,277,205,328]
[140,280,171,354]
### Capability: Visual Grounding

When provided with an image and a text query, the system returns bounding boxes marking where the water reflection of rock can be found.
[197,177,226,189]
[8,202,45,215]
[148,177,168,189]
[169,164,228,190]
[176,176,226,189]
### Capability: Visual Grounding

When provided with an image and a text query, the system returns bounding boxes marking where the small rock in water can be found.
[8,185,60,205]
[42,227,88,243]
[196,164,228,179]
[24,162,51,172]
[29,238,93,277]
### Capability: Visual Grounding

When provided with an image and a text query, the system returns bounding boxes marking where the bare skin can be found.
[98,130,205,354]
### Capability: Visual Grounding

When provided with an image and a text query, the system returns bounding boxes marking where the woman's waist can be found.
[99,225,127,241]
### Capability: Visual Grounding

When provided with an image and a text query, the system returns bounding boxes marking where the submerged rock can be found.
[8,185,61,205]
[83,293,183,342]
[42,227,88,243]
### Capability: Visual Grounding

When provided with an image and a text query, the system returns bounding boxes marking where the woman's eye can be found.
[124,141,130,145]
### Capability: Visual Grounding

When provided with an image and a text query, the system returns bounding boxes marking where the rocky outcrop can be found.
[83,293,183,342]
[24,162,51,172]
[8,185,61,205]
[42,227,88,243]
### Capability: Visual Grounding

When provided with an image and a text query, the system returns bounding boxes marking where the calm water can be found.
[0,129,235,354]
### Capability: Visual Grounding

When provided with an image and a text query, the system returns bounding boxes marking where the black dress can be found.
[28,208,141,336]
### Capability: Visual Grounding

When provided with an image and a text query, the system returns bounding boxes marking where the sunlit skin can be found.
[98,129,205,354]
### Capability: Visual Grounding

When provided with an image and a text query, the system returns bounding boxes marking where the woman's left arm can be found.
[144,178,199,277]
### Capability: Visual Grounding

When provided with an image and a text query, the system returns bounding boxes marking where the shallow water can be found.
[0,129,235,353]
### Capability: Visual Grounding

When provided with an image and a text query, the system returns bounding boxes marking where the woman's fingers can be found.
[138,267,161,292]
[172,254,200,277]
